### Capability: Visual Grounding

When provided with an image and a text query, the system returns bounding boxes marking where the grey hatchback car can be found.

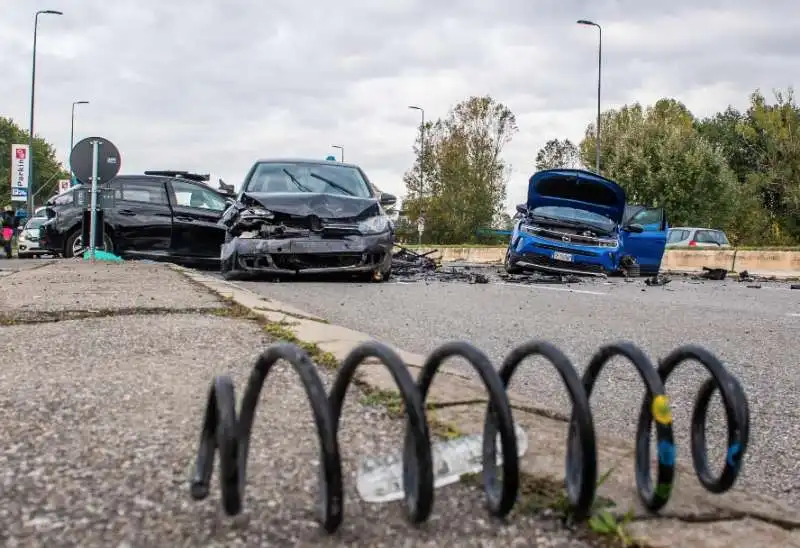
[666,227,731,248]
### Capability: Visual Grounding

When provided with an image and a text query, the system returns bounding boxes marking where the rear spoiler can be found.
[144,170,210,182]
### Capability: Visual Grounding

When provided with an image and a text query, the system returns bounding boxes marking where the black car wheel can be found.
[504,249,522,274]
[64,230,114,258]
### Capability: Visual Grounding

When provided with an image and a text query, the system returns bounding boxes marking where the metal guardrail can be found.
[189,339,749,533]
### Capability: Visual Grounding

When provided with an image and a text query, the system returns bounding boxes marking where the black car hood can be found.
[241,192,380,221]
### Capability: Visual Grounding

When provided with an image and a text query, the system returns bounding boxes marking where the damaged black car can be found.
[220,158,397,281]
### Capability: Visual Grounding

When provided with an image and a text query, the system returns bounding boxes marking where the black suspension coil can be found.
[190,339,749,533]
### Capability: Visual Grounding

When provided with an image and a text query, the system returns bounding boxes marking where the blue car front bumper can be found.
[509,232,619,276]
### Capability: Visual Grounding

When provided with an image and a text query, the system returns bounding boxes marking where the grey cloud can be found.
[1,0,798,207]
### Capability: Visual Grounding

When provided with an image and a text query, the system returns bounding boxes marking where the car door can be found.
[109,177,173,253]
[167,179,228,258]
[620,207,668,273]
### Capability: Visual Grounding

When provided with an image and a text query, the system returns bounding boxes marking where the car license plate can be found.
[552,251,573,262]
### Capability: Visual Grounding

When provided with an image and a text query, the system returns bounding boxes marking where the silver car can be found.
[666,227,731,249]
[17,217,49,258]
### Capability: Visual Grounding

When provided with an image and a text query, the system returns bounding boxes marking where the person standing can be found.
[2,205,16,258]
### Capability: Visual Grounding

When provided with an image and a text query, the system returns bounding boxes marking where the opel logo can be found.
[562,235,570,242]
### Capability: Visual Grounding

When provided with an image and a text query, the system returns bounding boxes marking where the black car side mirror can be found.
[624,223,645,233]
[379,193,397,206]
[516,203,527,215]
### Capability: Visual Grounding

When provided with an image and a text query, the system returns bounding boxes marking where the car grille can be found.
[533,242,599,257]
[272,252,365,270]
[520,253,606,274]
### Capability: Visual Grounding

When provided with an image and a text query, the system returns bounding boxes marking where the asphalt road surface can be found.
[231,269,800,507]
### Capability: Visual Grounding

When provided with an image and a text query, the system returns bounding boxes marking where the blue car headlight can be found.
[358,215,390,234]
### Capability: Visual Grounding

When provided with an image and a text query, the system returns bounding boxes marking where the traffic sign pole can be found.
[88,139,99,262]
[69,136,122,261]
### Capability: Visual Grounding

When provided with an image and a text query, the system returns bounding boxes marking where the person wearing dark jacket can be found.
[2,205,16,258]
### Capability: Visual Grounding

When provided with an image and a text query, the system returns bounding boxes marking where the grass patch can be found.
[358,387,406,418]
[459,464,646,547]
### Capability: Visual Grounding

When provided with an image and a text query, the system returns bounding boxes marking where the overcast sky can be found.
[1,0,797,211]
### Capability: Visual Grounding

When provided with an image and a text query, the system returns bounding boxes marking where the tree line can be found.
[397,88,800,247]
[535,89,800,246]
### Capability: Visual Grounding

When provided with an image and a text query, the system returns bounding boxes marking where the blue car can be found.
[505,169,668,277]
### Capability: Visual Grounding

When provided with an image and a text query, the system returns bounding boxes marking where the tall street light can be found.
[408,105,425,198]
[28,9,63,214]
[70,100,89,155]
[577,19,602,174]
[331,144,344,162]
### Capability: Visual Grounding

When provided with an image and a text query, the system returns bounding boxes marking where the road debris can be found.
[644,274,671,287]
[499,272,582,284]
[699,267,728,280]
[738,270,756,282]
[391,245,438,275]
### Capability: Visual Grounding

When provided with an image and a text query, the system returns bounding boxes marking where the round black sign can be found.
[70,137,122,186]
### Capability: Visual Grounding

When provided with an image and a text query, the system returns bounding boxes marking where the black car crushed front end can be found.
[219,192,394,280]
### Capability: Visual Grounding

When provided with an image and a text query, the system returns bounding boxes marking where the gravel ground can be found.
[231,270,800,506]
[1,311,596,547]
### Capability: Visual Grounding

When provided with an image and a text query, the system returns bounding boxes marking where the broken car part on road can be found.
[506,169,668,278]
[219,159,397,281]
[191,338,749,533]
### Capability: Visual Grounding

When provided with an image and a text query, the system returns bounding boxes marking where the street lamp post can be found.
[331,144,344,162]
[27,9,63,215]
[70,100,89,159]
[577,19,602,174]
[408,105,425,198]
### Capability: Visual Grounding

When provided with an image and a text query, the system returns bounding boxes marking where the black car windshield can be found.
[532,206,616,231]
[244,162,372,198]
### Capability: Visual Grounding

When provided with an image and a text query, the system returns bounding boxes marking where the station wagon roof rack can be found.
[144,170,210,182]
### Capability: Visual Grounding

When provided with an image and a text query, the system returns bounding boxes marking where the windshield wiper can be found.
[531,214,584,226]
[309,172,355,196]
[282,169,313,192]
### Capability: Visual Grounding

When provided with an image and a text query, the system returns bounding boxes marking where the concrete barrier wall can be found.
[411,246,800,277]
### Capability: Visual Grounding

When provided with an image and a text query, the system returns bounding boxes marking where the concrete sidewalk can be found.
[1,261,597,547]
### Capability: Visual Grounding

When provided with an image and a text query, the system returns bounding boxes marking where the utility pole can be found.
[331,144,344,162]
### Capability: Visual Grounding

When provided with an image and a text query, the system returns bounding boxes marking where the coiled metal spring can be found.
[189,339,749,533]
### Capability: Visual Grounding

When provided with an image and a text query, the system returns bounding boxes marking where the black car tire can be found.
[220,250,240,280]
[625,263,641,278]
[504,249,522,274]
[64,229,114,259]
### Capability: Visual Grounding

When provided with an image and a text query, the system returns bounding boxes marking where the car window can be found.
[629,208,663,226]
[171,180,228,211]
[244,162,372,198]
[115,181,169,205]
[694,230,718,244]
[667,229,687,243]
[713,231,730,245]
[531,205,615,231]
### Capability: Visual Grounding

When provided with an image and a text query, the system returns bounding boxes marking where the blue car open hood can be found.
[526,169,627,224]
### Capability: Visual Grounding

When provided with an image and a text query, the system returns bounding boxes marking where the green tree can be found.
[402,95,518,243]
[736,88,800,243]
[0,116,68,209]
[535,138,581,171]
[579,99,738,231]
